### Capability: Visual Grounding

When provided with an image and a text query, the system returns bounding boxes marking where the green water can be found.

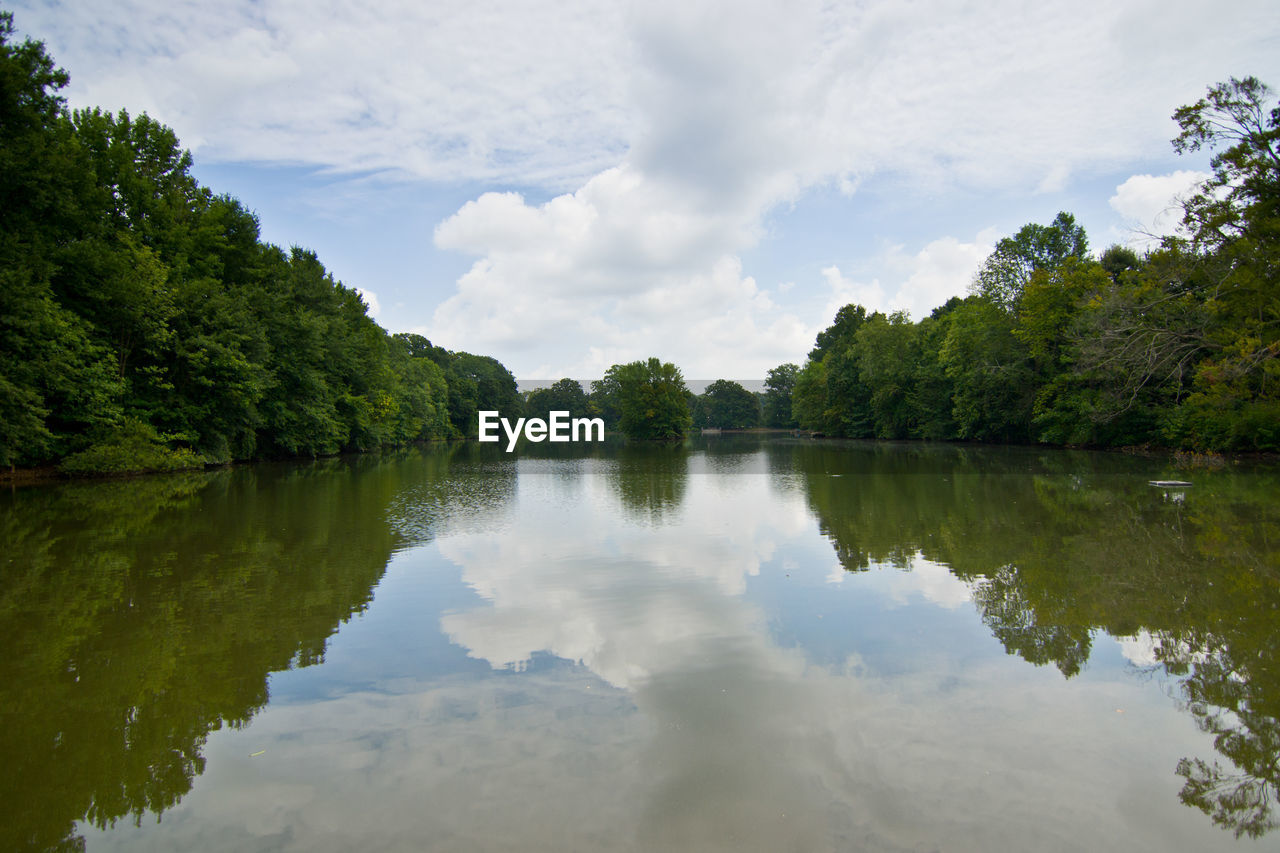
[2,437,1278,851]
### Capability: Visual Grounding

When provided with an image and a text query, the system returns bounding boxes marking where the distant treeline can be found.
[777,144,1278,452]
[3,8,1276,469]
[1,13,522,474]
[564,77,1280,452]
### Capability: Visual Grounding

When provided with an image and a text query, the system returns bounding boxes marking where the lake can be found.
[3,436,1278,851]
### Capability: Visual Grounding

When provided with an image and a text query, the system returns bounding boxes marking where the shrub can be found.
[59,419,204,476]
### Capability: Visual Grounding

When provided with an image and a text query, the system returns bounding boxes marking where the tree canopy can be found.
[762,364,799,428]
[608,358,692,440]
[693,379,760,430]
[0,13,517,472]
[1,12,1273,465]
[783,79,1279,453]
[525,378,589,422]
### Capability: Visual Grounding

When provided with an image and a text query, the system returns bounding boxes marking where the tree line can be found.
[782,78,1278,453]
[561,76,1279,452]
[1,12,521,474]
[522,364,788,440]
[3,7,1275,465]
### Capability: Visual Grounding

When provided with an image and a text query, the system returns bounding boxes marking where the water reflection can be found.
[440,449,843,849]
[785,439,1280,839]
[0,444,511,852]
[2,437,1277,849]
[607,443,690,525]
[438,439,1279,847]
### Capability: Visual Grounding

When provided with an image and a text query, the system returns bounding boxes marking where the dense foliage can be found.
[0,444,504,851]
[789,439,1280,838]
[690,379,760,430]
[524,378,590,422]
[781,77,1278,452]
[590,358,692,440]
[0,14,517,473]
[761,363,799,428]
[4,8,1274,462]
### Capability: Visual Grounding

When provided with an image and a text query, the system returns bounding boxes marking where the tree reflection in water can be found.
[0,444,508,852]
[787,440,1280,839]
[3,437,1276,846]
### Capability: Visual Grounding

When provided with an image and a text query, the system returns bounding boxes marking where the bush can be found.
[59,419,204,476]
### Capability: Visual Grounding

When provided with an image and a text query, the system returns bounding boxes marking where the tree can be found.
[0,9,529,471]
[971,212,1089,312]
[525,378,589,422]
[1166,76,1280,450]
[0,11,71,227]
[1014,258,1155,445]
[588,373,622,428]
[762,363,799,428]
[1053,249,1207,443]
[430,350,520,437]
[855,311,918,438]
[1099,244,1141,281]
[809,303,868,361]
[609,358,692,440]
[0,12,124,467]
[791,359,830,434]
[697,379,760,429]
[910,306,959,440]
[387,333,451,442]
[939,298,1035,442]
[794,304,875,437]
[1173,76,1279,257]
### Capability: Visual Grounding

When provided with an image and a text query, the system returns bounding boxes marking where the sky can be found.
[12,0,1280,380]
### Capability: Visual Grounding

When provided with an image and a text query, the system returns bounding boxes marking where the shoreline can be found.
[6,434,1275,489]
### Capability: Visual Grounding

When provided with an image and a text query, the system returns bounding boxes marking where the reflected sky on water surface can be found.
[3,438,1277,851]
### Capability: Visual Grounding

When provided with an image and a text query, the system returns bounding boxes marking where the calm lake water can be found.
[3,436,1278,852]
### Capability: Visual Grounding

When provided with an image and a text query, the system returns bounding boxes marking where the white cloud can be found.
[21,1,1278,190]
[821,266,888,321]
[428,174,991,375]
[1036,162,1072,194]
[819,229,997,323]
[18,0,1279,374]
[429,165,813,377]
[825,553,974,610]
[353,286,380,318]
[437,456,812,688]
[885,558,975,610]
[19,0,635,187]
[1108,170,1210,247]
[1116,630,1212,670]
[1117,631,1161,667]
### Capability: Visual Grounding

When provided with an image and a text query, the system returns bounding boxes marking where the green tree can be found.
[588,373,622,428]
[525,378,589,422]
[0,12,122,466]
[386,333,451,443]
[794,304,875,437]
[972,212,1089,312]
[609,358,693,440]
[855,311,918,438]
[909,301,961,440]
[809,303,868,361]
[437,351,520,437]
[1167,77,1280,450]
[1066,246,1210,435]
[0,9,536,472]
[791,359,830,434]
[697,379,760,429]
[762,363,799,428]
[939,298,1034,441]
